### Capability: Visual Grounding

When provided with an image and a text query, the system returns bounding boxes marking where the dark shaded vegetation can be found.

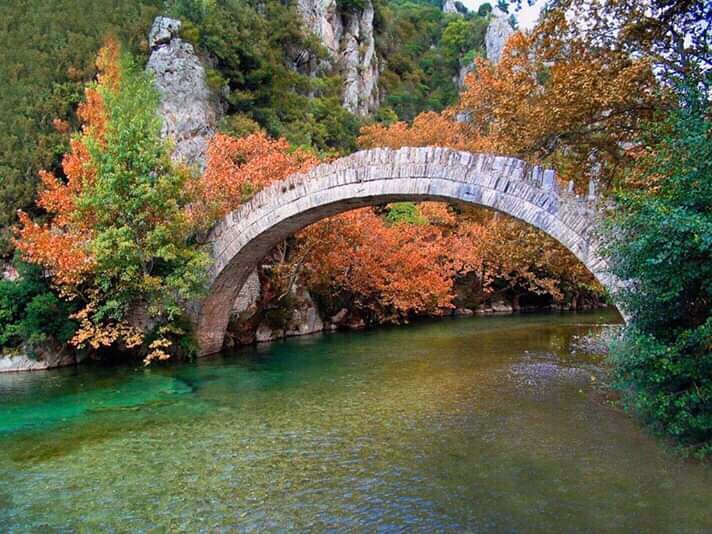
[374,0,489,120]
[0,258,77,353]
[0,0,162,255]
[606,85,712,458]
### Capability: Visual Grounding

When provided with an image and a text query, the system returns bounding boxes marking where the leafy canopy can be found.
[16,40,209,363]
[604,89,712,454]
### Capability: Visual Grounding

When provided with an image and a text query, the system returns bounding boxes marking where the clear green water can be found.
[1,311,711,532]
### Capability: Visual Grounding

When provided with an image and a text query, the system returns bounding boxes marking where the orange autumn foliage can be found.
[299,205,488,319]
[193,132,319,224]
[359,112,471,151]
[457,30,657,188]
[14,39,121,287]
[350,22,657,310]
[361,27,658,190]
[15,212,94,287]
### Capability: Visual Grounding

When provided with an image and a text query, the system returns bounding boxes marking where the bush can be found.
[0,259,77,351]
[605,88,712,456]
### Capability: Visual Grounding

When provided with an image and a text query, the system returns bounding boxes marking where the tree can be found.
[478,3,493,17]
[298,204,488,322]
[538,0,711,94]
[193,132,319,225]
[457,29,659,189]
[604,87,712,455]
[16,40,209,363]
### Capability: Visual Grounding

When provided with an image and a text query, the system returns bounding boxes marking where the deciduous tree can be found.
[16,40,208,363]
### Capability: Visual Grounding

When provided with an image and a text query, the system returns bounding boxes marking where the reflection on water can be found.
[1,311,711,531]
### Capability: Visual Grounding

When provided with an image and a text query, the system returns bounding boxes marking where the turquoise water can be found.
[1,311,711,531]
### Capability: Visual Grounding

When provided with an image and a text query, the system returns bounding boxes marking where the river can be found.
[1,310,711,531]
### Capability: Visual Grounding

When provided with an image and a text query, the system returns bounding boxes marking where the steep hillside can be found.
[0,0,161,253]
[0,0,504,255]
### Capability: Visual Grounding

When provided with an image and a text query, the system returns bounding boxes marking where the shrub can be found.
[605,88,712,456]
[0,259,77,352]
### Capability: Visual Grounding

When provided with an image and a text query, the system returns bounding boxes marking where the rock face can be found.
[485,8,514,64]
[146,17,218,171]
[442,0,461,14]
[285,284,324,337]
[456,62,475,89]
[253,279,324,343]
[297,0,380,115]
[455,9,514,92]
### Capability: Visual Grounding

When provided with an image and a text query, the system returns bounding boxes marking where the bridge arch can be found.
[196,147,614,356]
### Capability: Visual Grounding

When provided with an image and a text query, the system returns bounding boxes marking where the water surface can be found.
[1,311,711,531]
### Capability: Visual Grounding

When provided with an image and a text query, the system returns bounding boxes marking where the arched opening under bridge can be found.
[196,147,616,356]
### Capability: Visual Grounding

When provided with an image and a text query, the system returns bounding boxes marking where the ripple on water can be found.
[1,311,711,531]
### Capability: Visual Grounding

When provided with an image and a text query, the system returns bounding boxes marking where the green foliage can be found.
[374,0,489,121]
[193,0,360,155]
[385,203,427,225]
[165,0,214,23]
[218,114,262,138]
[81,54,210,332]
[0,0,161,256]
[0,259,77,351]
[478,2,493,16]
[373,106,400,125]
[179,20,202,45]
[605,88,712,455]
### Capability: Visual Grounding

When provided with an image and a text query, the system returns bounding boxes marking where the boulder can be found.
[330,308,349,325]
[0,343,77,373]
[491,299,514,314]
[255,323,283,343]
[284,282,324,337]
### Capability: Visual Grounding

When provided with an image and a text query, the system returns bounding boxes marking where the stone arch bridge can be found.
[196,147,614,356]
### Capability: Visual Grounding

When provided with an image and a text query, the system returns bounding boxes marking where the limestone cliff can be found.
[297,0,380,115]
[442,0,461,15]
[485,8,514,64]
[456,8,514,90]
[146,17,219,171]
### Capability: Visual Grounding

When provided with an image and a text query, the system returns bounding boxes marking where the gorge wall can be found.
[146,17,219,171]
[296,0,380,115]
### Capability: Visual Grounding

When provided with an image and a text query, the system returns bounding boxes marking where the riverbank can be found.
[0,303,613,373]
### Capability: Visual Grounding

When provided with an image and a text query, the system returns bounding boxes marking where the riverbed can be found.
[1,311,711,531]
